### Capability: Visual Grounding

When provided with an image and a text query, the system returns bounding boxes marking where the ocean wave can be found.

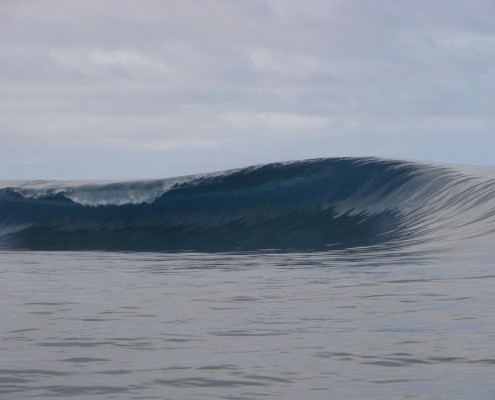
[1,157,494,253]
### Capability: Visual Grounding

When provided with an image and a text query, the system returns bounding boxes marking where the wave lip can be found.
[1,157,494,254]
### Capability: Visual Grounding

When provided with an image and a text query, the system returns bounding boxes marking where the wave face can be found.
[1,157,494,254]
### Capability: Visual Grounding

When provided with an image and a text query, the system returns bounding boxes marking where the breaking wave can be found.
[1,157,494,254]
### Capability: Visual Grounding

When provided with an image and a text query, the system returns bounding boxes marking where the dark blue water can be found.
[1,158,495,399]
[1,157,494,253]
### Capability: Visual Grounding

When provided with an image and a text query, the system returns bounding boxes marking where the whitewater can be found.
[1,157,495,399]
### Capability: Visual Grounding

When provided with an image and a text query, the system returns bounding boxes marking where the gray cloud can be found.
[1,0,494,179]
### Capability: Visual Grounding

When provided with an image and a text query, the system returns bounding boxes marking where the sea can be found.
[1,157,494,399]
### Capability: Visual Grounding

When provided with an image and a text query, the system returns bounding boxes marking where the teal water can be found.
[1,251,495,399]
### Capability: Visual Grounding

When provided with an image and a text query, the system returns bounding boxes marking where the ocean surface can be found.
[1,157,495,399]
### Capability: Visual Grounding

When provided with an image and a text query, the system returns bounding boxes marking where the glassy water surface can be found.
[1,251,495,399]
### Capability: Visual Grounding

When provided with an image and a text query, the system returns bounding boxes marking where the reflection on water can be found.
[1,251,495,399]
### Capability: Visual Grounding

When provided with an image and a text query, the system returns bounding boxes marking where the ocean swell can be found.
[1,157,494,253]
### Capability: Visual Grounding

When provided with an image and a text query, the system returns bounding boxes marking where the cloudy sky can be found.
[1,0,494,179]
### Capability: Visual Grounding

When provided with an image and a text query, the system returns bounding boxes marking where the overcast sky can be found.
[1,0,494,179]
